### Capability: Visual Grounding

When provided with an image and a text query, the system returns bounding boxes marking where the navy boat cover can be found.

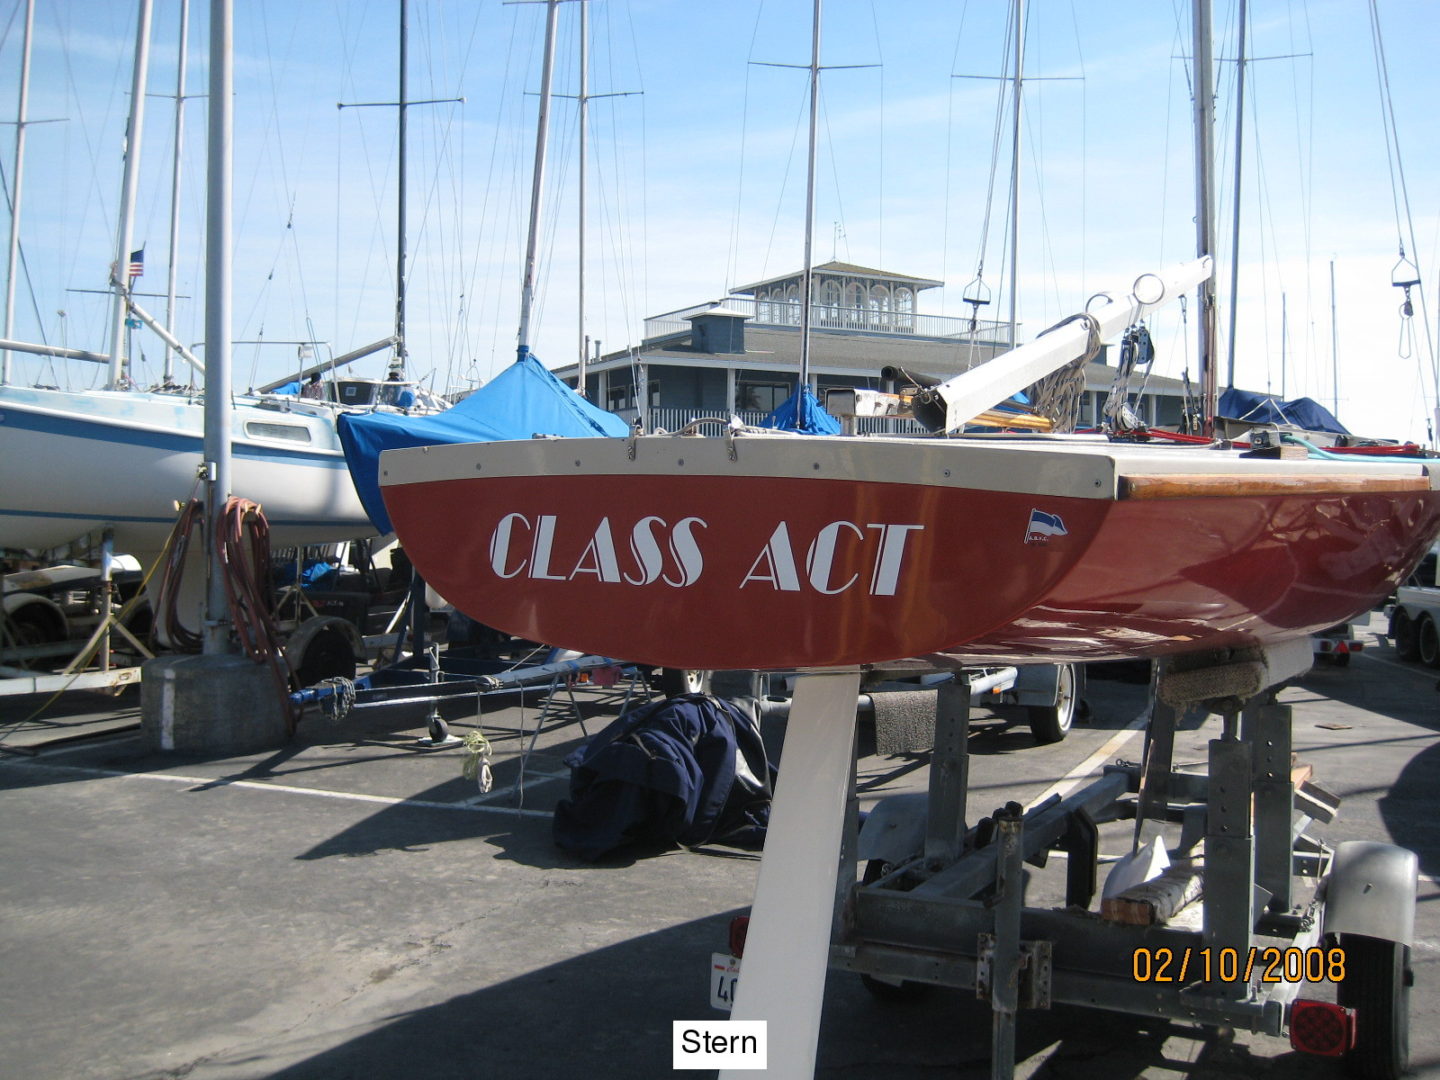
[762,385,842,434]
[553,694,774,861]
[337,352,629,533]
[1218,388,1349,436]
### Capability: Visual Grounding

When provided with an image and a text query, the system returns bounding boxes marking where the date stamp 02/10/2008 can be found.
[1132,946,1347,985]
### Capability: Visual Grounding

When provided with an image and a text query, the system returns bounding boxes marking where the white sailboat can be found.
[0,0,445,561]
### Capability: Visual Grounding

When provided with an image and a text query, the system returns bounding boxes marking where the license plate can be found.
[710,952,741,1011]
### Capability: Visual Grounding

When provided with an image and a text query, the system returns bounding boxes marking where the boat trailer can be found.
[718,639,1415,1080]
[288,647,643,742]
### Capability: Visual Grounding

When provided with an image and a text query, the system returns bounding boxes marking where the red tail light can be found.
[1289,999,1355,1057]
[728,916,750,958]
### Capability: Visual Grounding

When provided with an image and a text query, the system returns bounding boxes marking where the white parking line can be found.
[0,759,554,818]
[1025,713,1148,812]
[1356,651,1439,678]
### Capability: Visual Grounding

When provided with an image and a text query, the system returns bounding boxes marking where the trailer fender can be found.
[1,592,68,645]
[857,792,930,867]
[1321,841,1417,947]
[1010,663,1063,707]
[284,616,364,687]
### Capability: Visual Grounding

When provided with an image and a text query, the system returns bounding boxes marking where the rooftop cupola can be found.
[687,306,751,355]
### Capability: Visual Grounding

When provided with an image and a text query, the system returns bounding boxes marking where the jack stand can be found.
[983,809,1026,1080]
[416,645,459,748]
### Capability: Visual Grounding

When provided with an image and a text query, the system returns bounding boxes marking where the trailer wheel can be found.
[1390,608,1420,661]
[1028,663,1081,744]
[858,860,931,1002]
[1419,615,1440,668]
[1337,934,1411,1080]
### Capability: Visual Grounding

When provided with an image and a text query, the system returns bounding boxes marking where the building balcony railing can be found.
[643,297,1014,346]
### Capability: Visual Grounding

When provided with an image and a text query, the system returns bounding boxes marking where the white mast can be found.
[163,0,191,383]
[337,0,461,379]
[1193,0,1219,433]
[108,0,155,390]
[1223,0,1247,393]
[1330,258,1339,418]
[202,0,233,652]
[797,0,821,400]
[517,0,561,360]
[576,0,588,392]
[2,0,35,385]
[395,0,410,372]
[1006,0,1025,347]
[750,3,871,417]
[1280,290,1288,398]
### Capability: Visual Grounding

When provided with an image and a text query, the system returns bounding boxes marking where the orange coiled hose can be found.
[155,497,297,734]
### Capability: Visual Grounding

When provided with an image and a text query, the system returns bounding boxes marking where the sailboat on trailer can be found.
[377,0,1440,676]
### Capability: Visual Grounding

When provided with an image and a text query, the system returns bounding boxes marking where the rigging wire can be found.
[756,79,813,290]
[1367,0,1436,408]
[629,0,652,351]
[724,1,768,298]
[949,0,1020,362]
[866,0,885,267]
[52,2,128,380]
[0,156,52,350]
[444,0,493,391]
[1284,1,1318,394]
[939,0,975,316]
[460,3,530,378]
[586,0,647,361]
[972,8,1016,319]
[819,91,850,269]
[1067,0,1087,302]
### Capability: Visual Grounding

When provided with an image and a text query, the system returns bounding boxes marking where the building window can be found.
[736,380,791,413]
[844,282,864,324]
[895,287,915,331]
[1154,393,1184,428]
[608,383,634,411]
[870,284,890,325]
[760,288,783,325]
[818,280,841,327]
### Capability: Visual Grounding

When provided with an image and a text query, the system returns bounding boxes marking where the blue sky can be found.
[1,0,1436,441]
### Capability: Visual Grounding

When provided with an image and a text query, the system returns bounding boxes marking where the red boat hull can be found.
[380,436,1440,670]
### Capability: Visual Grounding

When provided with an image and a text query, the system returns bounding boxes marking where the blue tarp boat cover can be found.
[761,386,842,434]
[338,351,630,533]
[1218,388,1349,436]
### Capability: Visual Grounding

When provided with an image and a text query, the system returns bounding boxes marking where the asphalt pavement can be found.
[1,613,1437,1079]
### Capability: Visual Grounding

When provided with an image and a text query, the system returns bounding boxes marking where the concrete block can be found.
[140,653,290,755]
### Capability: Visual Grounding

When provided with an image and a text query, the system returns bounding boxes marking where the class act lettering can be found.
[487,514,923,596]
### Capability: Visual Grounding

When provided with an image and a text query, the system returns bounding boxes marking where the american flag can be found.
[128,249,144,280]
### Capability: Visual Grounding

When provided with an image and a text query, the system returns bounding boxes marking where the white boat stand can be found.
[721,643,1417,1080]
